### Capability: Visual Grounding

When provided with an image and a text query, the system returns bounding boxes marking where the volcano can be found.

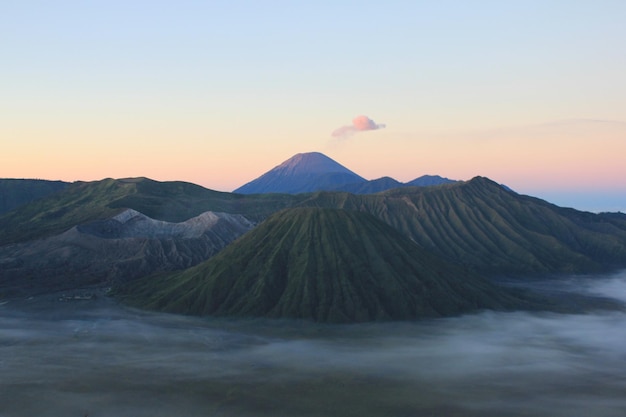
[233,152,366,194]
[119,207,531,322]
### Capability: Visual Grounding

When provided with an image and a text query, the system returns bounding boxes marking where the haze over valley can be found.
[2,271,626,417]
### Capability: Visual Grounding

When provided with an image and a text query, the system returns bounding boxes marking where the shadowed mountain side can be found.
[294,178,626,275]
[596,211,626,229]
[0,179,69,215]
[406,175,457,187]
[330,175,458,194]
[0,210,254,298]
[0,177,298,246]
[331,177,404,194]
[117,208,536,323]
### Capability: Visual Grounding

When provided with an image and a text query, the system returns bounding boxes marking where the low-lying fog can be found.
[2,272,626,417]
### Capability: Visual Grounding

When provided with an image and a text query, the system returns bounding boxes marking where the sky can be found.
[2,1,625,212]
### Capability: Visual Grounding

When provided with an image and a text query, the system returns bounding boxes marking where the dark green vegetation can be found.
[2,176,626,277]
[3,173,626,321]
[118,208,531,322]
[0,179,69,215]
[0,177,298,246]
[294,177,626,275]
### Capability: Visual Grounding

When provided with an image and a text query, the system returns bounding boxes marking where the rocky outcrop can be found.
[0,209,254,298]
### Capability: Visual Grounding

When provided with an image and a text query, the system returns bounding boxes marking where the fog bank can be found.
[1,272,626,416]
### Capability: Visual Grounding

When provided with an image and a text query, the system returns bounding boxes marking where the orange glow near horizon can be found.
[2,120,625,196]
[329,121,626,194]
[3,1,625,213]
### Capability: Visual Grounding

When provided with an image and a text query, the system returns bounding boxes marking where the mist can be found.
[2,272,626,417]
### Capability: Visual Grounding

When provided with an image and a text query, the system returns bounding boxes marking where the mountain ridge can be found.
[234,152,457,195]
[2,175,625,278]
[2,171,626,302]
[234,152,366,194]
[294,176,626,274]
[331,175,457,194]
[0,179,70,215]
[0,177,297,246]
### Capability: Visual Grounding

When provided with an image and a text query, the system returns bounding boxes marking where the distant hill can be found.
[406,175,457,187]
[234,152,366,194]
[331,177,404,194]
[332,175,457,194]
[118,208,532,322]
[234,152,457,195]
[0,179,69,215]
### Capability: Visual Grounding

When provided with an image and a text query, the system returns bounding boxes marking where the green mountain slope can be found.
[0,179,69,215]
[2,176,625,277]
[118,208,532,322]
[0,177,298,246]
[295,178,626,274]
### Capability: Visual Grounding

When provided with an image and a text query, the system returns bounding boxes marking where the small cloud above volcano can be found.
[332,115,386,139]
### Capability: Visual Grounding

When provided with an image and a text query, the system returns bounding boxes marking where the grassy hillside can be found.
[0,179,69,215]
[0,177,297,246]
[118,208,532,322]
[296,177,626,274]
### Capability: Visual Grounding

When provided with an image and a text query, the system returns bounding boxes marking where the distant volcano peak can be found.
[275,152,359,175]
[233,152,365,194]
[233,151,458,195]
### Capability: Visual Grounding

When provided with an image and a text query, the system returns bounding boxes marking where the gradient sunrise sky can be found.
[2,1,625,211]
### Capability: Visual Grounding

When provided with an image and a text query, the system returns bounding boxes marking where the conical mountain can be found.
[119,207,531,322]
[234,152,366,194]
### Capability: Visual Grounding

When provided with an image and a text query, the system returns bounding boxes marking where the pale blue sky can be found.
[2,1,625,211]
